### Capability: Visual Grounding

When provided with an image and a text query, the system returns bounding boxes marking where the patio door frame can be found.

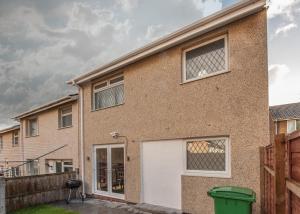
[93,144,125,199]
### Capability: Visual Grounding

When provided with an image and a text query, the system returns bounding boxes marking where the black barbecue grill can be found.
[65,179,84,204]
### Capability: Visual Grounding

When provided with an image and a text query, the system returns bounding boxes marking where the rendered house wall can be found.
[81,10,268,214]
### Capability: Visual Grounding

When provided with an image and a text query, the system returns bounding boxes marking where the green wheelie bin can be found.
[207,186,256,214]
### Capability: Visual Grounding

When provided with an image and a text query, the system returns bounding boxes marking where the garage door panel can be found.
[142,140,183,210]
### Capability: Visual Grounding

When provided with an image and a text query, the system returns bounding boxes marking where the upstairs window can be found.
[12,131,19,146]
[59,106,72,128]
[183,35,228,82]
[287,119,300,134]
[26,117,38,137]
[93,75,124,110]
[0,136,3,149]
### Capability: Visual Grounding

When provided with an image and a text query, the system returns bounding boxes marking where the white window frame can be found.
[12,130,19,147]
[93,75,124,111]
[183,137,231,178]
[287,119,300,134]
[27,117,38,137]
[182,35,229,83]
[59,106,72,128]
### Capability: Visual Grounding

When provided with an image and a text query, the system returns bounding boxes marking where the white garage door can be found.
[141,140,183,210]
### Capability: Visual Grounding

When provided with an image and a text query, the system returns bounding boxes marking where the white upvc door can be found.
[141,140,184,210]
[93,144,125,199]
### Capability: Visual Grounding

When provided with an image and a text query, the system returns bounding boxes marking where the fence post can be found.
[0,176,5,214]
[274,134,286,214]
[260,146,265,214]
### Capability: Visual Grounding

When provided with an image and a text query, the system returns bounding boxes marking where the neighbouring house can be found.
[270,102,300,135]
[68,0,269,213]
[13,94,79,176]
[0,125,23,177]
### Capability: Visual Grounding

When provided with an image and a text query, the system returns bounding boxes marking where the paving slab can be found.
[54,199,182,214]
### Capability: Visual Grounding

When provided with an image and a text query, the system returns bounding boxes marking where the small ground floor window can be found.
[46,159,73,173]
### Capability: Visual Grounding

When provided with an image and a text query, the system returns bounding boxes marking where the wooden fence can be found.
[4,172,76,212]
[262,132,300,214]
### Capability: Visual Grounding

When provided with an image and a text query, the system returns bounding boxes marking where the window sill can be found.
[25,135,39,138]
[92,103,124,112]
[183,171,231,178]
[58,125,73,130]
[181,70,230,85]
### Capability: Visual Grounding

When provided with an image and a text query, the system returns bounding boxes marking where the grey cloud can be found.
[0,0,240,128]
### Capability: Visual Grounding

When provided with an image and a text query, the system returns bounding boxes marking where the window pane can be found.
[110,76,124,84]
[187,139,226,171]
[94,84,124,109]
[62,114,72,127]
[186,38,225,80]
[56,162,62,173]
[94,82,107,90]
[61,107,72,115]
[29,119,37,136]
[287,120,296,133]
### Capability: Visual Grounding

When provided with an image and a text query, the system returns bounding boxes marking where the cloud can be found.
[116,0,139,12]
[275,23,297,36]
[192,0,222,16]
[268,0,300,21]
[269,64,290,84]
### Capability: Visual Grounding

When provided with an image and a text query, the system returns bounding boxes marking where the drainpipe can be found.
[73,81,85,196]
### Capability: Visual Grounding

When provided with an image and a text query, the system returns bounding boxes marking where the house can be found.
[14,94,79,175]
[68,0,269,213]
[270,102,300,135]
[0,125,22,177]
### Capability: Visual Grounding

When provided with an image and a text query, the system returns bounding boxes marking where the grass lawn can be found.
[10,204,79,214]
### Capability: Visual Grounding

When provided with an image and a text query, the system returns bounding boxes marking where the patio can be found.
[54,199,182,214]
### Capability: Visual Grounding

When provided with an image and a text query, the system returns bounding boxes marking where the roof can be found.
[270,102,300,121]
[68,0,266,85]
[14,94,78,120]
[0,125,20,135]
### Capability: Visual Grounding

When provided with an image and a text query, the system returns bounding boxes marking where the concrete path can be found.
[54,199,182,214]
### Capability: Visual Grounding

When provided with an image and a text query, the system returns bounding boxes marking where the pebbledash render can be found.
[14,94,79,176]
[68,1,269,213]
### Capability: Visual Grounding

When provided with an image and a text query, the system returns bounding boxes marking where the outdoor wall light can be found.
[110,131,130,161]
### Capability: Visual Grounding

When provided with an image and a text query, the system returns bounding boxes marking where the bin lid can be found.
[207,186,256,202]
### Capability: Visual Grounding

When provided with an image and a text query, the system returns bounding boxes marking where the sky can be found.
[0,0,300,129]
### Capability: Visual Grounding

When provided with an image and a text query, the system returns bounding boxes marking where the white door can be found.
[93,144,125,199]
[141,140,183,210]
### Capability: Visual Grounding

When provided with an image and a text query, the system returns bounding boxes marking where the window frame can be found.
[12,130,19,147]
[92,75,124,111]
[287,119,300,134]
[59,105,73,129]
[183,137,231,178]
[26,117,38,137]
[182,35,229,83]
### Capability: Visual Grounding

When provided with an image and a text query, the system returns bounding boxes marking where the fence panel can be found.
[5,172,76,212]
[286,131,300,213]
[262,134,285,214]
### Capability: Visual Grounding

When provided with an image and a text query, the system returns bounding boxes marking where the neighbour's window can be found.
[26,117,38,137]
[26,159,39,175]
[183,35,227,82]
[93,75,124,110]
[63,161,73,172]
[12,131,19,146]
[287,119,300,134]
[185,137,230,178]
[0,136,3,149]
[59,106,72,128]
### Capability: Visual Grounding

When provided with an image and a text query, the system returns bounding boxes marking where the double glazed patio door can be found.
[94,144,125,199]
